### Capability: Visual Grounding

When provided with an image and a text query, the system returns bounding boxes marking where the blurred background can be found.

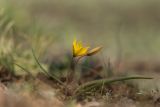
[0,0,160,107]
[7,1,160,57]
[0,0,160,77]
[0,0,160,75]
[1,0,160,53]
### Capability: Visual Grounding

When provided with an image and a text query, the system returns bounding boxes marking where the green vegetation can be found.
[0,0,160,107]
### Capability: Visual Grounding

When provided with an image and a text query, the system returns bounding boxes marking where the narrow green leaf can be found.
[31,48,64,85]
[74,76,153,97]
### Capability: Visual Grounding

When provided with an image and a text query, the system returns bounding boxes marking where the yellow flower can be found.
[73,39,89,57]
[73,39,102,57]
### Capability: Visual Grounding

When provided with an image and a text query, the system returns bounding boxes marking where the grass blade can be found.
[31,48,64,85]
[14,63,35,79]
[74,76,153,96]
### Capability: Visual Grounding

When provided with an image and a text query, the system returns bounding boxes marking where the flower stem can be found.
[68,56,83,82]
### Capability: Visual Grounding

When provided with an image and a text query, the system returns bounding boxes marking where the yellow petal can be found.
[73,39,81,57]
[87,46,102,56]
[72,39,91,57]
[77,47,89,56]
[73,39,77,49]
